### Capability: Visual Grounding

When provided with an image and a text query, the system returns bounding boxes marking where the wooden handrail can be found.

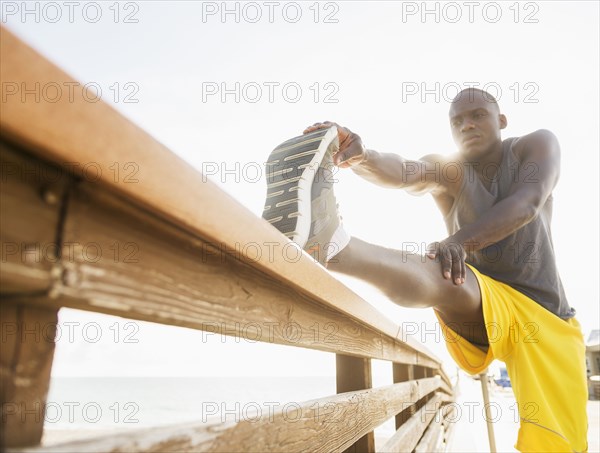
[0,26,439,364]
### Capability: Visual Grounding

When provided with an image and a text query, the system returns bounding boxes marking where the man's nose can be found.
[460,121,475,132]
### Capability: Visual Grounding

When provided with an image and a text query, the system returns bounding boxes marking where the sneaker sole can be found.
[262,126,338,247]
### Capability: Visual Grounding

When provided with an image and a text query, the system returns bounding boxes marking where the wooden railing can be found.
[0,26,455,452]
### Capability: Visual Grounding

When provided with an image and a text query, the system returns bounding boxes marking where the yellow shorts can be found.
[435,264,588,452]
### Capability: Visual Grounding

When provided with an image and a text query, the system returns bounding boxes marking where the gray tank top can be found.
[444,137,575,319]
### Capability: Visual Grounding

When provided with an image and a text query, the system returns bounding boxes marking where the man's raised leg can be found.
[328,237,489,347]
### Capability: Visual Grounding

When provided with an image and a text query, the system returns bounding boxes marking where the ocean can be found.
[44,376,338,430]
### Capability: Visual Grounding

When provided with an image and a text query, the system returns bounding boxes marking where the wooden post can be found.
[0,302,59,448]
[413,366,435,412]
[392,363,415,429]
[479,370,497,453]
[0,141,68,447]
[413,365,428,379]
[336,354,374,453]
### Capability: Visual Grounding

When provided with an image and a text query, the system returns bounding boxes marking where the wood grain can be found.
[378,393,442,453]
[12,378,443,453]
[13,179,438,368]
[336,355,374,452]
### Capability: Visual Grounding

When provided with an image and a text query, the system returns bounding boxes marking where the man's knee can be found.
[429,266,481,311]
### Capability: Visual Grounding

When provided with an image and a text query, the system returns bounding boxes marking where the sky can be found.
[2,1,599,381]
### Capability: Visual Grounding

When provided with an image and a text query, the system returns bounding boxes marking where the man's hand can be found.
[426,240,467,285]
[304,121,366,168]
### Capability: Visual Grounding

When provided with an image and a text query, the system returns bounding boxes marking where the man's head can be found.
[449,88,507,159]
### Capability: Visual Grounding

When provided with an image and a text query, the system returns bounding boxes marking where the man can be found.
[262,88,588,451]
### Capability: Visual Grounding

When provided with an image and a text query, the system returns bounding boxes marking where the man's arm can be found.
[303,121,449,195]
[428,129,561,284]
[352,150,449,195]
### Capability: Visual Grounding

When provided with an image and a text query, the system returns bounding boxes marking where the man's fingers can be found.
[303,123,364,168]
[428,241,467,283]
[426,242,438,259]
[303,124,324,134]
[303,121,336,134]
[302,124,324,134]
[441,249,452,280]
[451,249,462,285]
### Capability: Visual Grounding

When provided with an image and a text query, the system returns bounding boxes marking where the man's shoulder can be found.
[416,153,464,201]
[508,129,559,158]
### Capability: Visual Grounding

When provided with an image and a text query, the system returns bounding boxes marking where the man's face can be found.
[449,92,506,159]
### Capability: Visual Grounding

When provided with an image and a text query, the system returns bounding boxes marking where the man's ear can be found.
[499,113,508,130]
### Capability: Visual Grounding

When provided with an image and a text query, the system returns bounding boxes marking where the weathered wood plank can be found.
[377,393,442,453]
[336,355,374,453]
[413,409,445,453]
[0,27,442,366]
[0,302,58,448]
[10,378,443,453]
[8,178,436,367]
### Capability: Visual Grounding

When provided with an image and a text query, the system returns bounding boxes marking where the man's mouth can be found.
[463,135,480,145]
